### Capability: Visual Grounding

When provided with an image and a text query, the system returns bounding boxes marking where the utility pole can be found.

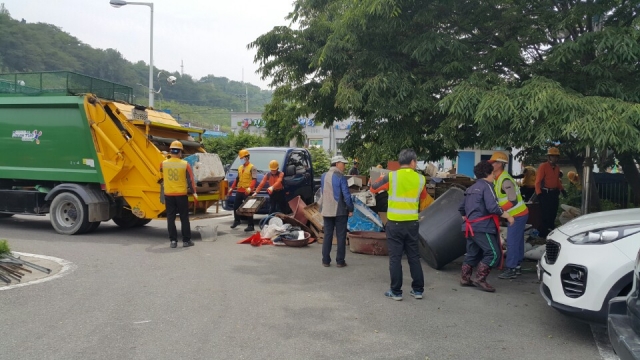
[242,68,248,112]
[181,60,184,77]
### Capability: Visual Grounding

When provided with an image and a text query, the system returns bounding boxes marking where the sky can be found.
[3,0,296,89]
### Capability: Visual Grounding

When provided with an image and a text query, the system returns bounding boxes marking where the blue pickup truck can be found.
[223,147,316,214]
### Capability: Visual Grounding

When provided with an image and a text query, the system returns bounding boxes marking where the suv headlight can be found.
[568,225,640,244]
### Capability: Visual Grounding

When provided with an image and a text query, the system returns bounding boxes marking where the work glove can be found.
[246,187,252,194]
[561,190,568,198]
[267,186,274,195]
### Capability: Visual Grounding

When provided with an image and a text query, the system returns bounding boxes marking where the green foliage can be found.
[159,101,231,132]
[0,10,272,112]
[202,132,268,165]
[0,239,9,255]
[308,146,331,175]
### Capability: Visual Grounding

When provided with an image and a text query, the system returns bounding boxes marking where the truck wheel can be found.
[135,219,152,227]
[50,192,90,235]
[84,221,101,234]
[0,213,13,218]
[112,208,141,229]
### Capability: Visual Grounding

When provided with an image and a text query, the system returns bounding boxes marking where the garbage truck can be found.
[0,71,227,235]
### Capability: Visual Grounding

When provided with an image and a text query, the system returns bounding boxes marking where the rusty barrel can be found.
[418,187,466,269]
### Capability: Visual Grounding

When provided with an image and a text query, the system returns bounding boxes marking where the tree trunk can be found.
[617,152,640,206]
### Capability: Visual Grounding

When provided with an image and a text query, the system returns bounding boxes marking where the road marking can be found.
[0,252,76,291]
[133,320,152,324]
[591,325,620,360]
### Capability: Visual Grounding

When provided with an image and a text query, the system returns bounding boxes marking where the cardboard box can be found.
[347,176,363,188]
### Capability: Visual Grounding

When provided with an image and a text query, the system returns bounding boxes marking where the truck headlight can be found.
[568,225,640,244]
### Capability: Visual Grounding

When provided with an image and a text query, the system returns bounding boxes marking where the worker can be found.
[459,161,515,292]
[513,165,536,202]
[371,149,434,301]
[487,152,529,279]
[535,147,567,237]
[567,171,581,190]
[348,159,360,175]
[228,149,258,232]
[253,160,289,214]
[160,140,196,249]
[369,164,389,214]
[321,155,354,268]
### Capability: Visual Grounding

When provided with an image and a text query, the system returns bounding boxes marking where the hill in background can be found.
[0,4,271,131]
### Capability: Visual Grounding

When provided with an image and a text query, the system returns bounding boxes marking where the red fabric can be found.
[237,232,273,246]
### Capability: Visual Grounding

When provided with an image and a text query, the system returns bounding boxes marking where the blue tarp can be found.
[348,197,383,232]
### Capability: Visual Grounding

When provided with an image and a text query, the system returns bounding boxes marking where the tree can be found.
[202,132,268,165]
[308,146,331,175]
[252,0,640,206]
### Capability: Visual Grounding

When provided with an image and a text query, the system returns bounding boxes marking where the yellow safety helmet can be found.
[488,151,509,163]
[169,140,184,151]
[547,147,560,156]
[238,149,250,158]
[269,160,279,170]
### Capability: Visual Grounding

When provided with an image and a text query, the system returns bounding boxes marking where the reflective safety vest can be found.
[237,163,255,188]
[494,171,527,216]
[387,169,425,222]
[162,158,188,196]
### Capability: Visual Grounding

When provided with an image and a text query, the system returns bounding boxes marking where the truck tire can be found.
[112,208,142,229]
[135,219,152,227]
[84,221,101,234]
[50,192,91,235]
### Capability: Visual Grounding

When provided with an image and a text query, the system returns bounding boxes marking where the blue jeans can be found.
[322,216,348,265]
[505,214,529,269]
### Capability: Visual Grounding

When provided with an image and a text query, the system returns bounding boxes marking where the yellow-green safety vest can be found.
[387,169,425,222]
[494,171,527,216]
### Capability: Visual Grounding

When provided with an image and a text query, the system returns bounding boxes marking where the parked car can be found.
[223,147,315,214]
[538,208,640,324]
[608,247,640,360]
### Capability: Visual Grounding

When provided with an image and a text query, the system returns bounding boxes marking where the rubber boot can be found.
[460,264,474,287]
[473,263,496,292]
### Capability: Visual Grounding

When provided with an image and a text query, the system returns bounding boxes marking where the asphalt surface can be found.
[0,214,604,360]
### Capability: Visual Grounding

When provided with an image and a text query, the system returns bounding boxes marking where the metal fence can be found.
[594,173,636,209]
[0,71,133,102]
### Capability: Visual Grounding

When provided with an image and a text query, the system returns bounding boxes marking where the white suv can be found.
[539,208,639,323]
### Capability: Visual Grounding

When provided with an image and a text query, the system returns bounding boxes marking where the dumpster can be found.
[418,187,466,269]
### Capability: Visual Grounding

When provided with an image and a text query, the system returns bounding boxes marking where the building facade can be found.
[230,113,355,155]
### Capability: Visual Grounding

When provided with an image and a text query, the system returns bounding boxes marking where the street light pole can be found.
[110,0,155,107]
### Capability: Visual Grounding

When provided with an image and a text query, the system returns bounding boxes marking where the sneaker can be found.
[515,266,522,276]
[183,240,194,247]
[170,241,177,248]
[384,290,402,301]
[498,268,517,279]
[410,290,423,299]
[244,225,255,232]
[230,220,240,229]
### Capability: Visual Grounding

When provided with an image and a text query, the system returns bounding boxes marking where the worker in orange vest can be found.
[253,160,289,214]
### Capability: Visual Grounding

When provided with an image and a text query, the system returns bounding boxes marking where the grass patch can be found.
[0,239,10,255]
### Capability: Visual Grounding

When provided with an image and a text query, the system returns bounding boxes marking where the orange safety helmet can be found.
[488,151,509,163]
[169,140,184,151]
[547,147,560,156]
[568,171,579,183]
[238,149,250,158]
[269,160,279,170]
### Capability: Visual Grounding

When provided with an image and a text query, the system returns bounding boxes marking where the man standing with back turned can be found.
[160,140,196,249]
[372,149,431,301]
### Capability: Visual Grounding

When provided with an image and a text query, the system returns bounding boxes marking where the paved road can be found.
[0,214,605,360]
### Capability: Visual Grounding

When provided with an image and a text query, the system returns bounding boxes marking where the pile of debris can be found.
[0,253,51,284]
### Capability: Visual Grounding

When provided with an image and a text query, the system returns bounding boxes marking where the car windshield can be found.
[230,150,285,172]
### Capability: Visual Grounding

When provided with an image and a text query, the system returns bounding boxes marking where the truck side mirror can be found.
[286,164,296,176]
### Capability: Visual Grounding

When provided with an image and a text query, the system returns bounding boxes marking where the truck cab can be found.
[223,147,314,214]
